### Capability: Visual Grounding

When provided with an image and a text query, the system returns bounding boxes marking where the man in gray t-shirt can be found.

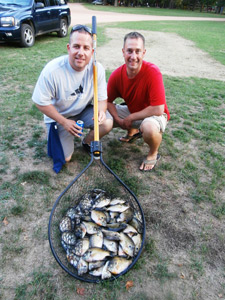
[32,25,112,164]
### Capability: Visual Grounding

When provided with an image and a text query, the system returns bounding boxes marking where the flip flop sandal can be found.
[118,131,142,143]
[140,154,161,172]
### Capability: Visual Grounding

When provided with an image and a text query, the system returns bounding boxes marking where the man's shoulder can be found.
[44,55,68,74]
[110,64,125,77]
[142,61,161,74]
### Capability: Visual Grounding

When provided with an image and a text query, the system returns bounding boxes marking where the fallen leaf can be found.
[125,280,134,290]
[3,217,9,226]
[180,272,185,279]
[77,287,85,295]
[21,182,27,186]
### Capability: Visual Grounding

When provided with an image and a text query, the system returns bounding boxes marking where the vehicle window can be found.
[49,0,56,5]
[35,0,47,6]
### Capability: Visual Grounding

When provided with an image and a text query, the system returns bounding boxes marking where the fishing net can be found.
[48,144,146,283]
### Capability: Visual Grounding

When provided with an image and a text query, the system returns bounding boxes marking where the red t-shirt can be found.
[107,60,170,120]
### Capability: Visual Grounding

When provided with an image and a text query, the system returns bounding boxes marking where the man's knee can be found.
[65,154,72,162]
[101,118,113,134]
[141,120,160,136]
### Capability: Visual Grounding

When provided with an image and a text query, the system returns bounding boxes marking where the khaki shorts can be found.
[106,104,168,133]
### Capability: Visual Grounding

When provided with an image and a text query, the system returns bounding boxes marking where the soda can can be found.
[76,120,84,136]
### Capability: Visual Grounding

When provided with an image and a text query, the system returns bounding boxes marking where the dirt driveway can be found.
[69,4,225,81]
[68,3,225,24]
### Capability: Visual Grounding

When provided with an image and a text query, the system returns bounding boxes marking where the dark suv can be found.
[0,0,71,47]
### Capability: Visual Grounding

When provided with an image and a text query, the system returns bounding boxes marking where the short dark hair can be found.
[69,24,92,44]
[123,32,145,48]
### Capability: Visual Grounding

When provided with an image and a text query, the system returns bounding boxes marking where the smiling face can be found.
[67,31,94,72]
[122,37,146,78]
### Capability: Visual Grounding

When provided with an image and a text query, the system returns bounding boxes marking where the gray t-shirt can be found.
[32,55,107,123]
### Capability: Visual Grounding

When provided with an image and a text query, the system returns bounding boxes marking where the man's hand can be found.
[122,115,133,130]
[98,110,106,125]
[63,119,82,137]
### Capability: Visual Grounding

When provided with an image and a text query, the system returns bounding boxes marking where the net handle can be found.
[92,16,99,142]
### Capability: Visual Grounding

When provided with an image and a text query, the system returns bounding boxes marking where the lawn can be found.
[0,15,225,300]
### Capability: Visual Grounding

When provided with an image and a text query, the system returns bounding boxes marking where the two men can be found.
[33,27,169,172]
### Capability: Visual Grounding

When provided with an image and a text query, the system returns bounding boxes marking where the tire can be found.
[20,24,35,47]
[57,18,68,38]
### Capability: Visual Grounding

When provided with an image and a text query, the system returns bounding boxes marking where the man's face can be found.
[122,37,146,75]
[67,31,93,71]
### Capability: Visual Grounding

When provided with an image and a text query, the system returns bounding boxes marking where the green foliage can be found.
[14,269,57,300]
[18,171,50,185]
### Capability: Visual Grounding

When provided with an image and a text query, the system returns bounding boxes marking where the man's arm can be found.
[97,100,107,124]
[123,104,164,129]
[35,104,82,137]
[107,102,124,128]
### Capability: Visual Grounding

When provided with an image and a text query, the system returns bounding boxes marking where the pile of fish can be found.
[59,189,143,280]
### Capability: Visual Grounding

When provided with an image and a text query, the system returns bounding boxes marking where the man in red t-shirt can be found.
[107,31,170,171]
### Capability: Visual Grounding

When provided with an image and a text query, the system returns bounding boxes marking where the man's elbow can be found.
[157,105,164,116]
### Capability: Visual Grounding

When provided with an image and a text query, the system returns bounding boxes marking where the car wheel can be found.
[57,18,68,38]
[20,24,35,47]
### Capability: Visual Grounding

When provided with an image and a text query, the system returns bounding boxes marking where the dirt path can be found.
[97,28,225,81]
[68,3,225,24]
[69,4,225,81]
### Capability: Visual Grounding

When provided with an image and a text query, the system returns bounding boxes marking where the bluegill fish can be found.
[129,217,143,234]
[101,260,112,280]
[118,244,127,258]
[73,238,89,256]
[77,257,88,276]
[110,199,126,205]
[119,232,135,257]
[61,232,76,246]
[108,256,132,275]
[117,207,134,223]
[59,216,72,233]
[90,231,104,248]
[89,265,104,277]
[78,195,94,215]
[107,204,129,213]
[94,197,111,209]
[123,224,137,236]
[66,207,79,220]
[103,238,118,254]
[67,253,80,268]
[74,223,86,239]
[89,260,105,271]
[132,233,142,256]
[91,210,107,227]
[82,221,100,235]
[83,248,112,262]
[102,229,121,241]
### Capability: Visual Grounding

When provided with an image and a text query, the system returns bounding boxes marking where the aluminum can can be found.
[76,120,84,136]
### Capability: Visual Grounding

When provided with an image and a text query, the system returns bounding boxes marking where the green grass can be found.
[14,269,57,300]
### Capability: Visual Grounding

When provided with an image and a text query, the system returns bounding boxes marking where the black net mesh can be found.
[48,153,145,283]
